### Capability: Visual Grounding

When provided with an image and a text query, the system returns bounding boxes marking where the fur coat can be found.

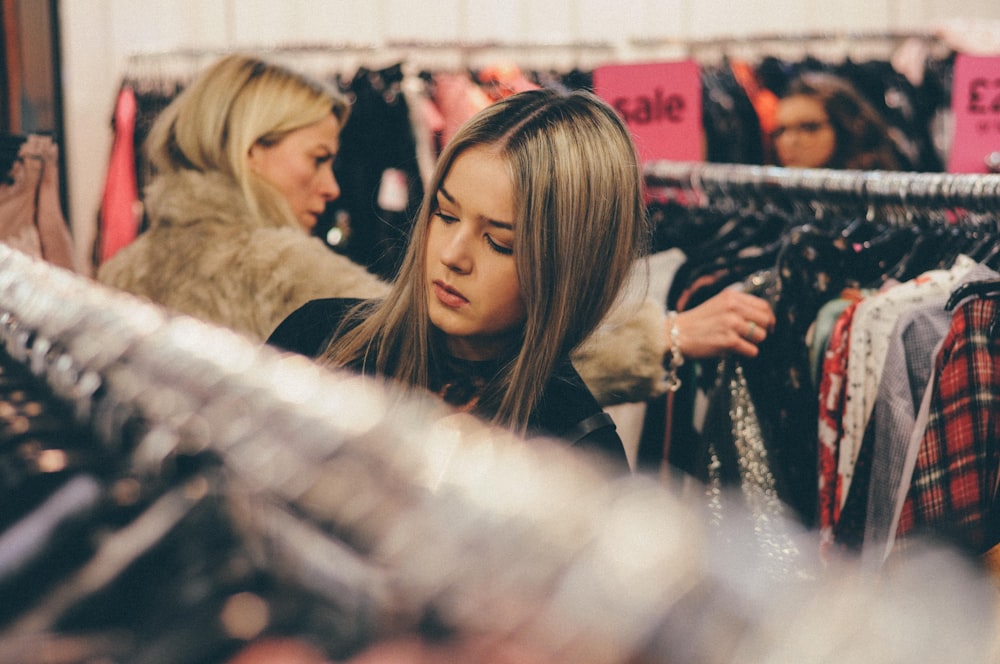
[97,169,669,405]
[97,169,389,343]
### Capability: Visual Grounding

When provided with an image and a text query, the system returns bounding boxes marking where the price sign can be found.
[593,60,703,164]
[948,54,1000,173]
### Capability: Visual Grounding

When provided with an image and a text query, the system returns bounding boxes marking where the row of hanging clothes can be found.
[92,32,960,280]
[641,160,1000,574]
[0,240,997,662]
[94,41,611,280]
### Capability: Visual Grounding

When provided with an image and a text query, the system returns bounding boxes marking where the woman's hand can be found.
[673,289,775,360]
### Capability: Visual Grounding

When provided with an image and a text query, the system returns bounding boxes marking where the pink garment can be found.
[431,72,492,148]
[98,85,140,264]
[414,93,446,183]
[33,136,76,271]
[0,134,76,271]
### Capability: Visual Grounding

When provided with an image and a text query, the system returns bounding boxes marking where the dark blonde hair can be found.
[781,72,900,171]
[144,53,350,228]
[321,89,648,432]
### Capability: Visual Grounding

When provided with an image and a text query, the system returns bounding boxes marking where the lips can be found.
[433,280,468,308]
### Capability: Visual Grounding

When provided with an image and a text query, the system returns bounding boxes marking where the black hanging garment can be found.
[320,64,425,281]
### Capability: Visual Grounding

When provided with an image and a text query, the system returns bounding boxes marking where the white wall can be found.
[58,0,1000,273]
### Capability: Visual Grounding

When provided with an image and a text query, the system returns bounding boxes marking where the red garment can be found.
[98,85,140,264]
[896,297,1000,554]
[817,300,861,552]
[476,62,540,101]
[729,59,779,161]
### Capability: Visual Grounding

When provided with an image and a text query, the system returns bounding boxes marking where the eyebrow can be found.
[437,186,514,230]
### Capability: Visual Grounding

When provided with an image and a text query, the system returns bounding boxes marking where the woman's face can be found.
[772,95,836,169]
[247,114,341,230]
[425,146,525,361]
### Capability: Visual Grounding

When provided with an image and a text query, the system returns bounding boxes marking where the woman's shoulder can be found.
[267,298,367,357]
[535,357,629,470]
[144,170,250,230]
[249,230,390,299]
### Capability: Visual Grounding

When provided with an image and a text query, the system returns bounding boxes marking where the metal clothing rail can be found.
[121,43,385,88]
[0,244,996,660]
[622,28,947,64]
[126,39,616,71]
[629,29,937,51]
[118,29,946,90]
[123,30,940,71]
[644,161,1000,216]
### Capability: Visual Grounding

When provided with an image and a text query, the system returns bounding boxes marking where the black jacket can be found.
[268,298,628,470]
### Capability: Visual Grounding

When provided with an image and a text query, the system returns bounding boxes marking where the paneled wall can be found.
[58,0,1000,271]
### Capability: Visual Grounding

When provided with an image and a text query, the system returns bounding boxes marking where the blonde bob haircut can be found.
[321,88,648,433]
[144,53,350,229]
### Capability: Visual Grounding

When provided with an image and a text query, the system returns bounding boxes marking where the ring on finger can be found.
[745,320,757,341]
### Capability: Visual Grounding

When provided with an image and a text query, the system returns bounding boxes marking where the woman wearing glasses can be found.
[771,71,901,171]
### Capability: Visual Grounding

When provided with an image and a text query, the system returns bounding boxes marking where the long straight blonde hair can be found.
[321,89,647,433]
[144,53,350,229]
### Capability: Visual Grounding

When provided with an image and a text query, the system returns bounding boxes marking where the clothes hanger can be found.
[945,278,1000,311]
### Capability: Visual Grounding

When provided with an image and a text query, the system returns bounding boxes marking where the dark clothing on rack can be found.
[0,343,130,627]
[644,159,1000,567]
[701,62,766,165]
[126,79,182,218]
[1,134,27,184]
[322,64,424,281]
[268,298,629,469]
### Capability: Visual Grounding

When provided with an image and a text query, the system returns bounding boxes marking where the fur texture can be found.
[574,296,670,405]
[96,170,389,342]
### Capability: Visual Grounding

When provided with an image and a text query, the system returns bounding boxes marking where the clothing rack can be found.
[625,29,947,64]
[122,38,620,82]
[0,243,996,660]
[121,43,384,91]
[120,28,942,81]
[645,161,1000,217]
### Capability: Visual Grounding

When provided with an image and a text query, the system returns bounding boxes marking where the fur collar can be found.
[143,169,296,232]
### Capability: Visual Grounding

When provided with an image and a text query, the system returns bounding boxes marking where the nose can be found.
[438,224,473,274]
[775,130,798,147]
[319,166,340,201]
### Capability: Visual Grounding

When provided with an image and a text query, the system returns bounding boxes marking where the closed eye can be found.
[486,235,513,255]
[433,210,459,224]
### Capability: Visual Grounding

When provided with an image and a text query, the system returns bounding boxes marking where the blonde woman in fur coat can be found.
[97,54,388,344]
[97,53,773,407]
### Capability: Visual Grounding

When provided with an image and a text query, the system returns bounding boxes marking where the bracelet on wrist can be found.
[665,310,684,392]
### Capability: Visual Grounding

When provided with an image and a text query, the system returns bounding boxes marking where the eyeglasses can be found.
[770,120,830,140]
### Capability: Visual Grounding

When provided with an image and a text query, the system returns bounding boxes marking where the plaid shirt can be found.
[896,296,1000,554]
[861,263,999,568]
